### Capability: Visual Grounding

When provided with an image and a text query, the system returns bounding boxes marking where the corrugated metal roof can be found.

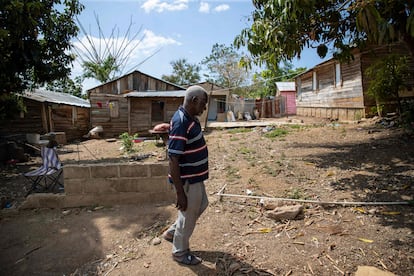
[22,89,90,108]
[125,90,186,98]
[276,82,296,91]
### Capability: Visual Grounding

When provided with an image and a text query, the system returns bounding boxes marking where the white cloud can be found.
[72,30,181,89]
[214,4,230,12]
[141,0,189,13]
[199,2,210,13]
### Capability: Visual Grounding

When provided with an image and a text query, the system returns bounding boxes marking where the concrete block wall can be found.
[20,162,174,209]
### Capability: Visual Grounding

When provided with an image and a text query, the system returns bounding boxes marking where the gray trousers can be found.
[167,181,209,256]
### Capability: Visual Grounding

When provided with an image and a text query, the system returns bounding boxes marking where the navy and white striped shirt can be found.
[168,106,209,184]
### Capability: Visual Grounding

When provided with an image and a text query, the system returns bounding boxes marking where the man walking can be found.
[163,85,209,265]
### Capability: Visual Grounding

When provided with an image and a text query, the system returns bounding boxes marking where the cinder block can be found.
[90,164,119,178]
[64,179,84,195]
[113,178,139,192]
[135,177,169,193]
[119,164,149,177]
[64,165,90,179]
[83,178,118,194]
[149,163,169,177]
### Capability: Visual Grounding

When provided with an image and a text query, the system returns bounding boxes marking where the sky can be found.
[73,0,329,91]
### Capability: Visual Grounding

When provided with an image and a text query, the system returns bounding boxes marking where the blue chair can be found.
[24,146,63,195]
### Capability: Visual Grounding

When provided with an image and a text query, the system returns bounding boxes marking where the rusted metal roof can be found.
[22,89,90,108]
[124,90,186,98]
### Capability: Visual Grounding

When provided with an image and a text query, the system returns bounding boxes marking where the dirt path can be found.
[1,117,413,275]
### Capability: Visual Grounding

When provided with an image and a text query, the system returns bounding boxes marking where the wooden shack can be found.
[125,91,186,134]
[0,89,90,142]
[86,70,184,138]
[295,43,414,120]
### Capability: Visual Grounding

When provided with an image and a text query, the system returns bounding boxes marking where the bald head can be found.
[183,85,208,117]
[184,85,208,104]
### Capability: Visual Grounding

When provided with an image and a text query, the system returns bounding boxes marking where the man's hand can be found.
[176,191,188,211]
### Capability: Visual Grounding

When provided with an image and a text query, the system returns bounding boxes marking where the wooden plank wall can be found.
[0,99,90,141]
[89,93,128,138]
[129,99,151,134]
[0,99,45,135]
[51,106,90,141]
[88,71,182,96]
[296,55,365,120]
[129,97,183,134]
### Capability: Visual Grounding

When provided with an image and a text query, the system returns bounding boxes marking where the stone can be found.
[265,204,304,221]
[354,266,395,276]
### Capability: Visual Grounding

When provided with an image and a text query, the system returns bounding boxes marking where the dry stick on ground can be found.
[216,186,411,206]
[307,262,314,275]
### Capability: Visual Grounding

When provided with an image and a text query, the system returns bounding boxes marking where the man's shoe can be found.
[173,253,202,265]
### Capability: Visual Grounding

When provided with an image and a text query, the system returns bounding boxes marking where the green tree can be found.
[162,58,201,85]
[234,0,413,69]
[46,76,84,98]
[82,55,119,84]
[365,54,410,117]
[0,0,84,94]
[201,43,251,88]
[247,62,306,98]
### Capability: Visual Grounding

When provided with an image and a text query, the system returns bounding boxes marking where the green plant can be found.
[119,132,138,153]
[239,147,254,154]
[288,124,302,129]
[264,128,288,139]
[228,127,252,134]
[285,188,306,200]
[225,166,241,180]
[262,165,281,177]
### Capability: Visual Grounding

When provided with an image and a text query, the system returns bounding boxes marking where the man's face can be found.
[193,94,208,116]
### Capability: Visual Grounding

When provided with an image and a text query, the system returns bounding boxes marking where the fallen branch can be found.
[333,265,344,275]
[216,191,411,206]
[307,262,314,275]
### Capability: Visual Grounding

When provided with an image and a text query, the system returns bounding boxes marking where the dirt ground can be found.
[0,116,413,276]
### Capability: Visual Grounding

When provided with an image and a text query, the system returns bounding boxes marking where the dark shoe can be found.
[173,252,202,265]
[162,231,173,243]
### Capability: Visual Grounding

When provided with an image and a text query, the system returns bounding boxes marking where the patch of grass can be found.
[262,165,281,177]
[264,128,289,139]
[239,147,255,155]
[225,165,241,180]
[230,137,240,141]
[285,188,307,200]
[227,127,253,134]
[287,124,302,129]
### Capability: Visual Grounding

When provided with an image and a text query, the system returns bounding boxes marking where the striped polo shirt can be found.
[168,106,209,184]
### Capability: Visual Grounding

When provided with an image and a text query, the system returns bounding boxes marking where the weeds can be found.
[225,165,241,180]
[227,127,252,134]
[264,128,289,139]
[119,132,138,153]
[285,188,306,200]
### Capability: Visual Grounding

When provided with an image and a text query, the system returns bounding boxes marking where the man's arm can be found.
[169,155,188,211]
